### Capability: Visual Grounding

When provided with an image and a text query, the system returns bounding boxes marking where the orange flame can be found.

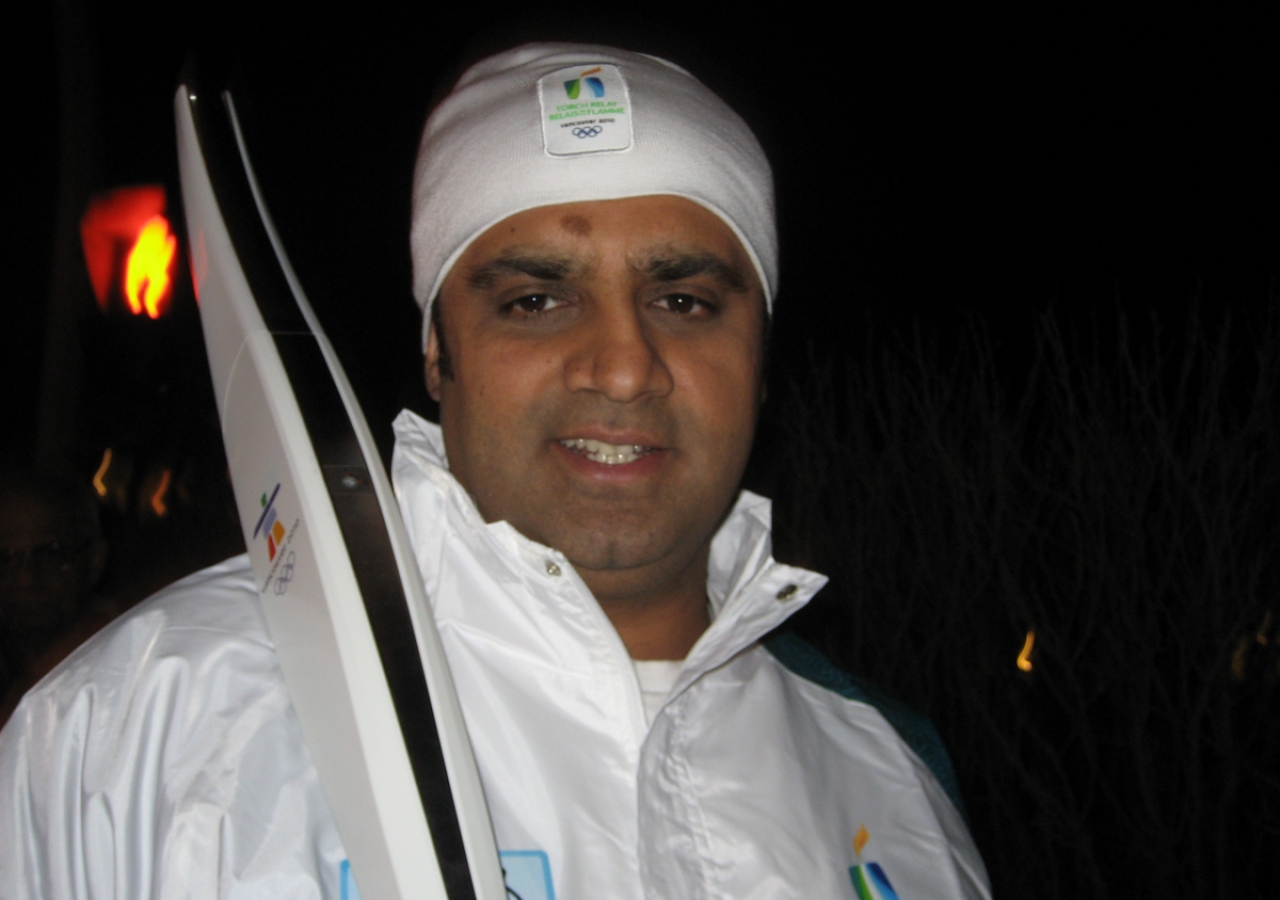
[150,468,172,517]
[853,823,869,858]
[125,215,176,318]
[92,448,113,498]
[1017,630,1036,672]
[80,185,177,316]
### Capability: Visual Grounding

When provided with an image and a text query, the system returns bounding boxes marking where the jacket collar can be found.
[390,410,827,684]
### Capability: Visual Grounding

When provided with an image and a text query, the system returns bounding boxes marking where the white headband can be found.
[410,43,777,348]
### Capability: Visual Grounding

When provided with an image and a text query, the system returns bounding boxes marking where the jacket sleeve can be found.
[0,635,155,899]
[0,558,346,900]
[0,697,52,898]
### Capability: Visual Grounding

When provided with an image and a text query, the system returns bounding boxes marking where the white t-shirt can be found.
[632,659,683,724]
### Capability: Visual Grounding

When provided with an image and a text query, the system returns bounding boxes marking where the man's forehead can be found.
[461,246,751,294]
[451,196,757,289]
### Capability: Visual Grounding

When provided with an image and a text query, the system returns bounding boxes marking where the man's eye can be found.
[656,293,707,315]
[508,294,562,314]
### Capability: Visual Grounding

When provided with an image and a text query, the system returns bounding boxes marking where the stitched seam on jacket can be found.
[666,694,714,900]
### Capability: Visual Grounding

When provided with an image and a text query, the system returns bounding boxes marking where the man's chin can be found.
[551,527,673,572]
[497,491,727,598]
[553,530,711,601]
[566,543,647,574]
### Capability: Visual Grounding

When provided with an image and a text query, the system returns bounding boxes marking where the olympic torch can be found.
[175,71,505,900]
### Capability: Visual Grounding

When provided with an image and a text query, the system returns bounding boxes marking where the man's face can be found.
[428,195,766,602]
[0,494,100,635]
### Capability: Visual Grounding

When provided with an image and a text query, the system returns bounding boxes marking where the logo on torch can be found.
[254,483,288,562]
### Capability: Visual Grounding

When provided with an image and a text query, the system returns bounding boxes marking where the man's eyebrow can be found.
[636,252,748,292]
[465,253,582,289]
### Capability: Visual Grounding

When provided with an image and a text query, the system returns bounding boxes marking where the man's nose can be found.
[564,299,674,402]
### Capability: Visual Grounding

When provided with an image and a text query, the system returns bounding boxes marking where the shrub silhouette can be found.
[759,301,1280,897]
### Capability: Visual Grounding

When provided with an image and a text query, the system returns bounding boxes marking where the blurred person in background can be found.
[0,471,112,726]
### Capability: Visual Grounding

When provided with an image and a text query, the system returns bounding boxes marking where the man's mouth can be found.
[559,438,655,465]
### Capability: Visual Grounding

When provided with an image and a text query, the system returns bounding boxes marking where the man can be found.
[0,44,990,898]
[0,472,110,727]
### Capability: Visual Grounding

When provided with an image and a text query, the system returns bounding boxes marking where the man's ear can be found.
[424,317,443,401]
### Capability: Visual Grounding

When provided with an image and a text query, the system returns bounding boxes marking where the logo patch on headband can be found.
[539,64,633,156]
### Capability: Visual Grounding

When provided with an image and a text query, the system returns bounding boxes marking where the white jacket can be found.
[0,411,990,899]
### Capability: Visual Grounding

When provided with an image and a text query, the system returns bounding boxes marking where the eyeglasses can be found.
[0,539,94,580]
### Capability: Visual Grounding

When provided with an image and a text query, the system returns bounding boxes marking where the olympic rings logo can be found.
[274,550,296,595]
[572,126,603,138]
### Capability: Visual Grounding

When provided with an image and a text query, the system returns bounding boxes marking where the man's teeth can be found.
[560,438,650,465]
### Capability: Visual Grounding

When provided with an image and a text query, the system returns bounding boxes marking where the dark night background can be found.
[8,3,1275,445]
[4,1,1278,895]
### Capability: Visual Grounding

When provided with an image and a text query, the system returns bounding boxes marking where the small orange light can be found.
[1231,636,1249,681]
[1017,631,1035,672]
[150,468,172,517]
[93,448,113,498]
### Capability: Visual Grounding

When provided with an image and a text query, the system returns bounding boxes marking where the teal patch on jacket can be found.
[500,849,556,900]
[763,631,967,819]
